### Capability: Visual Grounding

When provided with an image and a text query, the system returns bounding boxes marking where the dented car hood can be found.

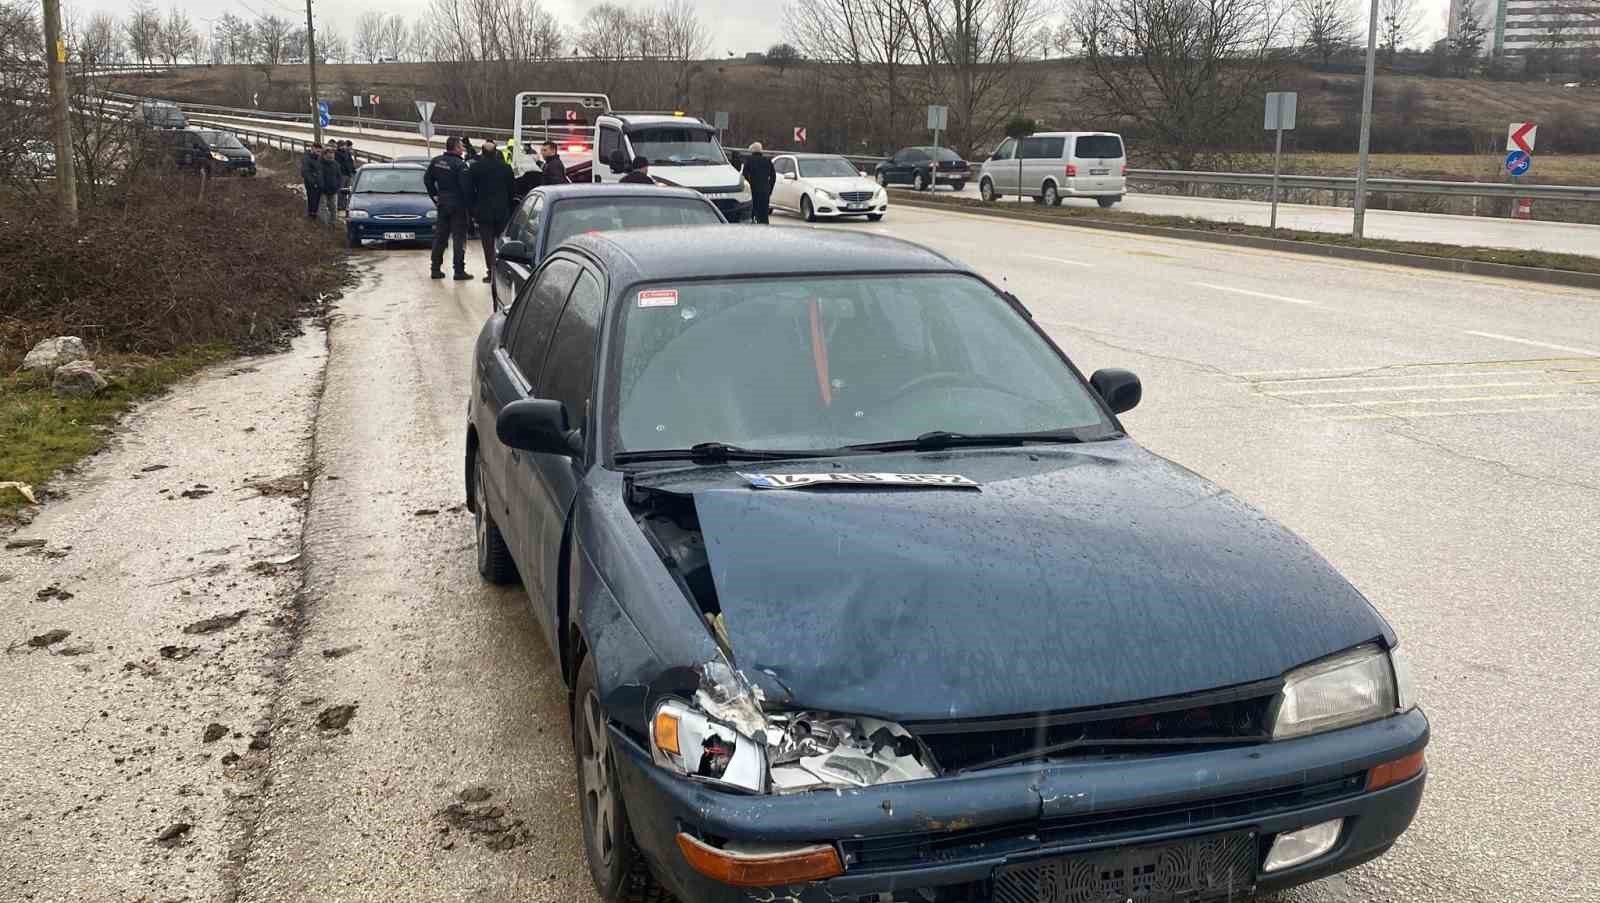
[646,441,1391,723]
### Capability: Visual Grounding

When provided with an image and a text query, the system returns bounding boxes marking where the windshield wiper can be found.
[957,736,1254,774]
[614,441,828,465]
[847,429,1096,453]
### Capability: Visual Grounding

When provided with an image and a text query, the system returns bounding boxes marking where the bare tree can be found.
[904,0,1050,157]
[1293,0,1360,67]
[321,26,350,63]
[158,7,199,64]
[252,14,294,65]
[497,0,566,61]
[124,0,161,64]
[1377,0,1418,62]
[213,13,250,64]
[1070,0,1288,168]
[355,11,385,62]
[765,41,801,74]
[657,0,712,105]
[578,3,641,95]
[785,0,923,153]
[79,12,121,66]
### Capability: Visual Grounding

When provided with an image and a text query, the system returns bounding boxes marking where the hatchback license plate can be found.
[383,231,416,240]
[992,831,1257,902]
[1090,168,1110,175]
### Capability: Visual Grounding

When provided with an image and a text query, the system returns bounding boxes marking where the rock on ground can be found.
[51,360,108,398]
[22,336,87,375]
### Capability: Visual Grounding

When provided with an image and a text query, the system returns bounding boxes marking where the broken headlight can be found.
[651,699,768,793]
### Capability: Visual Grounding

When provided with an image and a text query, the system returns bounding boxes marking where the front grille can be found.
[375,214,421,221]
[993,830,1256,903]
[839,190,874,202]
[913,694,1274,773]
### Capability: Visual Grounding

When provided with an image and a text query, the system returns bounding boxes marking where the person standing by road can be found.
[742,142,776,224]
[425,136,473,281]
[315,146,342,225]
[334,141,356,209]
[539,141,568,185]
[620,156,654,184]
[301,143,323,219]
[467,139,515,283]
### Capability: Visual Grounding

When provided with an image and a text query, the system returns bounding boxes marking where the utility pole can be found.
[305,0,322,144]
[41,0,78,224]
[1352,0,1380,239]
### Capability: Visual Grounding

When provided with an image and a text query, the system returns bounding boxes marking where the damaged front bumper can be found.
[611,708,1428,903]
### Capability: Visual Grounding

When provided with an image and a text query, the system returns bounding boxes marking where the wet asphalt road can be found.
[4,203,1598,902]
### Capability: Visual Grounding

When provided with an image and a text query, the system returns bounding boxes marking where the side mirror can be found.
[498,239,530,263]
[496,398,581,457]
[1090,368,1142,415]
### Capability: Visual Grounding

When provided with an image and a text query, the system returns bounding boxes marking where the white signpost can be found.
[1264,91,1297,230]
[416,100,437,152]
[927,104,949,148]
[352,94,363,132]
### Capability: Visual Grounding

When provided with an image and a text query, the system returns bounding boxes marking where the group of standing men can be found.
[424,136,581,282]
[301,141,358,224]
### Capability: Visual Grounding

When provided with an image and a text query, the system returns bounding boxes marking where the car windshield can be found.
[546,197,722,249]
[198,131,244,150]
[354,168,428,193]
[798,157,858,179]
[1076,135,1124,158]
[611,274,1111,454]
[626,125,724,165]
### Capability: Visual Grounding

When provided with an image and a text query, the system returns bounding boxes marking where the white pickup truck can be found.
[511,91,752,222]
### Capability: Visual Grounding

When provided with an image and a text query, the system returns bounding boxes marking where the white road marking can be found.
[1244,368,1583,384]
[1271,380,1596,396]
[1464,330,1600,357]
[1192,282,1317,306]
[1023,254,1094,268]
[1297,392,1595,408]
[1326,405,1600,421]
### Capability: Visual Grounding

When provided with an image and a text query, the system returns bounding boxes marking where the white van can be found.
[977,132,1126,208]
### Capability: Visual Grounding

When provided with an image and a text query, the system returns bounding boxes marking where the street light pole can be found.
[304,0,321,144]
[41,0,78,224]
[1352,0,1380,239]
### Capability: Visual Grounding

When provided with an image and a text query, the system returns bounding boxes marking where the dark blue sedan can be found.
[465,228,1427,903]
[344,164,435,248]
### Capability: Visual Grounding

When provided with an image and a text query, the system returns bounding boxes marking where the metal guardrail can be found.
[1127,169,1600,203]
[192,120,393,165]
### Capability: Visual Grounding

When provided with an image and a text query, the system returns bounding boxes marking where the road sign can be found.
[252,93,259,107]
[416,100,436,122]
[317,101,330,128]
[714,111,729,131]
[352,95,362,108]
[793,126,806,144]
[369,94,379,105]
[418,121,436,140]
[1507,122,1536,154]
[1264,92,1297,131]
[927,105,948,131]
[1505,149,1531,177]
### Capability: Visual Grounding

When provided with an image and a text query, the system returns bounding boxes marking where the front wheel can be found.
[876,171,888,187]
[1097,195,1121,208]
[574,655,665,903]
[951,180,966,192]
[473,451,517,584]
[867,213,883,222]
[980,179,996,203]
[1043,183,1061,207]
[801,195,816,222]
[914,171,928,192]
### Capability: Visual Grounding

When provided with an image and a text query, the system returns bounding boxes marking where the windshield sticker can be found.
[638,289,679,308]
[741,472,980,490]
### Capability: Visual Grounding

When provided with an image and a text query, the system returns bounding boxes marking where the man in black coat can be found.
[424,136,473,280]
[539,141,568,185]
[334,141,356,209]
[619,156,654,184]
[301,144,322,218]
[314,146,342,224]
[742,142,776,224]
[467,140,516,283]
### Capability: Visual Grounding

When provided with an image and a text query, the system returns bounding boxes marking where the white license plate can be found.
[1090,169,1110,175]
[846,203,869,210]
[382,231,416,240]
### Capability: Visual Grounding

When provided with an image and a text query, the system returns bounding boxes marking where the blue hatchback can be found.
[344,164,436,248]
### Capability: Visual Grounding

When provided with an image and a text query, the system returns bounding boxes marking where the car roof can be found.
[608,114,711,128]
[533,184,710,204]
[560,227,963,287]
[1026,131,1123,138]
[357,163,425,171]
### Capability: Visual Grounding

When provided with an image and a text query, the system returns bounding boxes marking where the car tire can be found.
[1043,183,1060,207]
[980,179,996,203]
[473,451,518,585]
[876,171,888,188]
[951,180,966,192]
[801,195,816,222]
[1098,195,1120,208]
[867,213,883,222]
[574,655,667,903]
[914,171,929,192]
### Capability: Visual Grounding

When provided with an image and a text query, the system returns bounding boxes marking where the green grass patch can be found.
[901,195,1600,276]
[0,345,233,515]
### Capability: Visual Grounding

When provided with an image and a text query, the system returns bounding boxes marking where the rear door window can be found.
[1075,135,1124,159]
[1018,137,1064,159]
[506,258,580,384]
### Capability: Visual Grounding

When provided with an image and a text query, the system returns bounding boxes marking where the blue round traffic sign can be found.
[1505,149,1530,176]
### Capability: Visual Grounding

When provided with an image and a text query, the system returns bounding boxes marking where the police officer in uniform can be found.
[424,136,473,280]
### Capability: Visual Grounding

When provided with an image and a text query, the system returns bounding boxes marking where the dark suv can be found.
[161,129,256,176]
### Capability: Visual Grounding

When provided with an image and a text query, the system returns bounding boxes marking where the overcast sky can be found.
[71,0,1450,58]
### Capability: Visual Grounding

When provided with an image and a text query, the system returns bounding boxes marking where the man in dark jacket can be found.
[301,145,322,218]
[467,140,515,283]
[539,141,568,185]
[334,142,356,209]
[424,136,473,280]
[620,156,654,184]
[742,141,776,224]
[311,146,342,224]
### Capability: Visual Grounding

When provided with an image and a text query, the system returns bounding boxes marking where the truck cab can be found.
[512,92,751,222]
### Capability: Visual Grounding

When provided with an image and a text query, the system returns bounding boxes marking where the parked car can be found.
[491,183,726,309]
[390,155,432,164]
[465,226,1428,903]
[132,100,187,130]
[343,163,434,248]
[978,131,1127,208]
[162,128,256,176]
[771,153,887,222]
[873,146,969,191]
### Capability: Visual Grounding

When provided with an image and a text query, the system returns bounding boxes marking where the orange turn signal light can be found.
[675,833,844,887]
[653,710,680,756]
[1367,750,1425,791]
